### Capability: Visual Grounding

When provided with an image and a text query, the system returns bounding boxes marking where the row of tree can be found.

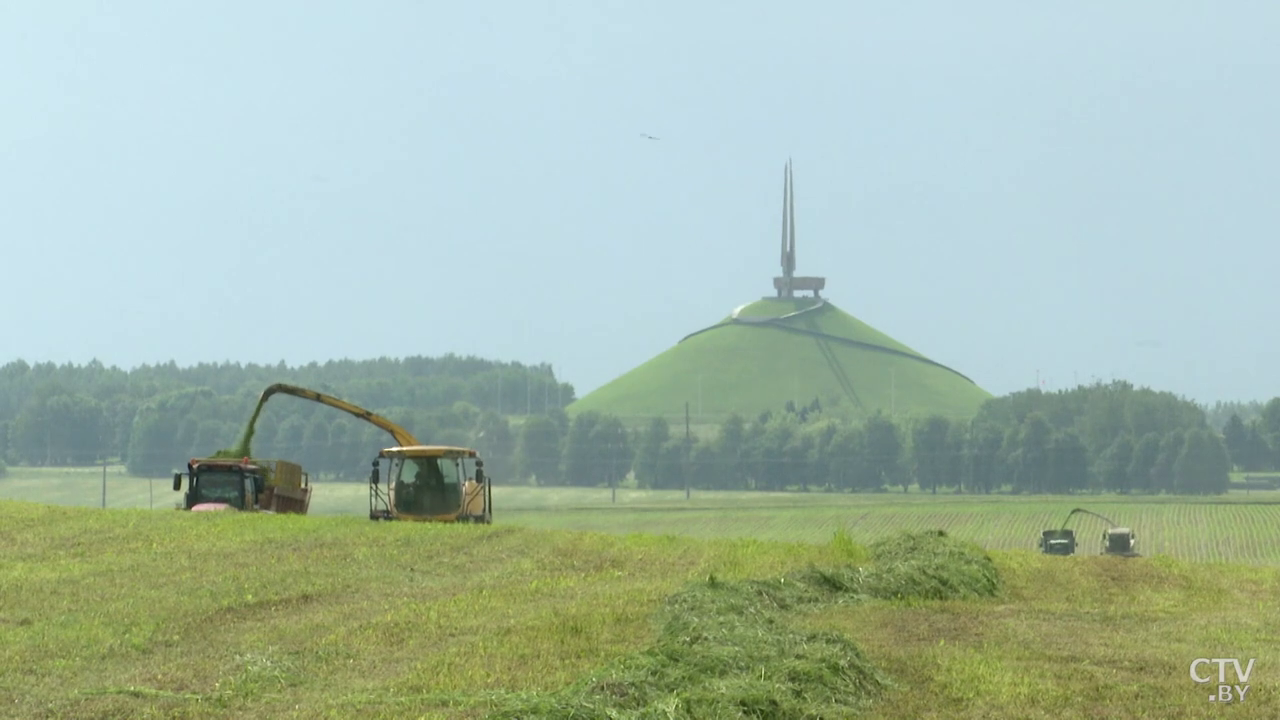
[373,386,1272,495]
[2,356,1278,496]
[0,356,572,476]
[505,382,1278,495]
[1203,398,1270,433]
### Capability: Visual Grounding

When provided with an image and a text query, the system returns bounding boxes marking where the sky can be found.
[2,1,1278,405]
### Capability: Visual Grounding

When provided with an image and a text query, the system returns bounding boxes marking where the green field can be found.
[568,298,992,423]
[1,491,1277,719]
[5,466,1280,565]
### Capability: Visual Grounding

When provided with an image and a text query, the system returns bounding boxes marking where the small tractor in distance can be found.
[1038,528,1077,556]
[1039,508,1139,558]
[173,457,312,514]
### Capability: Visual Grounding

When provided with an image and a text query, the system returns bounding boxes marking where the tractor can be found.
[1038,528,1077,556]
[173,456,311,513]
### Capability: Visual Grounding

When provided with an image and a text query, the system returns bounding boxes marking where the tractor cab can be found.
[1039,528,1076,556]
[369,445,491,523]
[174,458,263,512]
[1103,527,1138,556]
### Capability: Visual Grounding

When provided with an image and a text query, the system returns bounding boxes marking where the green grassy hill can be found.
[571,297,992,424]
[2,501,1277,719]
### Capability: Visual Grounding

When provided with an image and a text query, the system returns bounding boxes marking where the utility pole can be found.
[101,459,106,509]
[609,424,618,504]
[685,402,691,501]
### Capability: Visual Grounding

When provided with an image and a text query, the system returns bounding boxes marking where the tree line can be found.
[2,357,1278,496]
[1203,399,1269,433]
[509,382,1280,495]
[0,356,573,479]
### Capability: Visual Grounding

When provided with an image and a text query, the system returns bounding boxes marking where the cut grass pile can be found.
[489,530,1002,719]
[810,553,1280,719]
[568,298,991,423]
[858,530,1001,602]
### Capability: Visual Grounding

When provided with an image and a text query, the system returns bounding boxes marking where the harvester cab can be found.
[173,457,312,514]
[368,445,492,524]
[1103,527,1138,557]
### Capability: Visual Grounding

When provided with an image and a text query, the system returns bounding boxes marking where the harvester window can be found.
[393,457,462,515]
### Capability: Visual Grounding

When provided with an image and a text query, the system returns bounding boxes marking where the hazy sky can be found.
[3,2,1278,405]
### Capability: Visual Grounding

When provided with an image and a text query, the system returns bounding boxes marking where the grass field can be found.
[5,465,1280,566]
[1,497,1277,719]
[567,298,992,423]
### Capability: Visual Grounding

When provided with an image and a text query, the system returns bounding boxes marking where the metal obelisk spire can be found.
[779,159,797,297]
[770,159,824,299]
[787,159,796,277]
[780,166,787,271]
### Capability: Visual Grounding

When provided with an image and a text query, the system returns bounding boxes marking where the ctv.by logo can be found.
[1190,658,1255,703]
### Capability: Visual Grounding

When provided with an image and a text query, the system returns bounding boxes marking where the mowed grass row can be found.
[7,466,1280,565]
[808,553,1280,720]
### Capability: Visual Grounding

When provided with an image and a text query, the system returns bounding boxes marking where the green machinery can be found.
[1039,508,1139,557]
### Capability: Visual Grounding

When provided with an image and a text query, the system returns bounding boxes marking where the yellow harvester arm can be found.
[254,383,420,448]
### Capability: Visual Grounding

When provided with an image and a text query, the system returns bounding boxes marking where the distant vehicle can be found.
[1102,526,1138,557]
[1040,508,1139,557]
[1038,528,1076,555]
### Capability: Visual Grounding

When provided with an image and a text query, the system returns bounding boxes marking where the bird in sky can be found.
[640,133,660,140]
